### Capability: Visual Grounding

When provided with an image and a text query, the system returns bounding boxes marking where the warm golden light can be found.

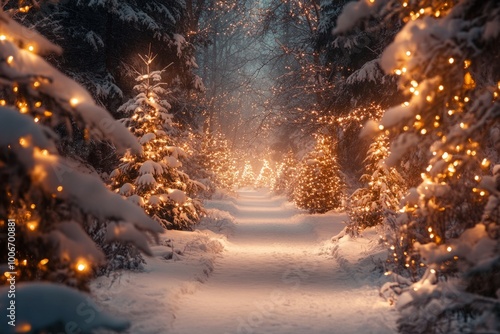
[19,137,28,147]
[76,260,88,272]
[27,221,38,231]
[16,323,32,333]
[70,98,79,107]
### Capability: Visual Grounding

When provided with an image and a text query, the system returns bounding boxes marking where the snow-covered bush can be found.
[0,6,162,332]
[294,134,345,213]
[87,219,146,274]
[110,52,204,230]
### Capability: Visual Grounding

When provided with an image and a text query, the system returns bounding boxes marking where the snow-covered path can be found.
[171,189,397,334]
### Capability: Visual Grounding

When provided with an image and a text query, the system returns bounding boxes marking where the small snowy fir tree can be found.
[201,130,237,191]
[238,161,256,187]
[336,0,500,332]
[273,150,298,200]
[294,134,345,213]
[110,52,203,230]
[347,134,406,235]
[255,159,275,188]
[0,6,162,333]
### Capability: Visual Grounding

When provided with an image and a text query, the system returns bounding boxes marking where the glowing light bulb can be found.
[19,137,28,147]
[27,221,38,231]
[76,261,87,272]
[448,57,454,64]
[70,98,79,107]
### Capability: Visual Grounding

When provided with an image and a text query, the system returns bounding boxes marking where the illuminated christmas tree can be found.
[0,6,161,332]
[337,0,500,332]
[201,130,237,191]
[110,52,203,230]
[347,134,406,235]
[255,159,275,188]
[294,134,345,213]
[238,161,256,187]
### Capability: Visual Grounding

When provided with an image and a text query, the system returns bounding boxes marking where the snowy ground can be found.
[93,189,398,334]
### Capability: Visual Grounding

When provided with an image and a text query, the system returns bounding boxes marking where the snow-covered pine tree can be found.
[173,130,215,199]
[201,130,237,191]
[255,159,275,188]
[238,161,256,188]
[347,134,406,235]
[294,134,345,213]
[0,6,162,332]
[336,0,500,332]
[110,52,203,230]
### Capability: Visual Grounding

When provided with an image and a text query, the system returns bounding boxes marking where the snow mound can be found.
[91,230,225,332]
[0,282,130,334]
[320,226,389,285]
[198,208,237,236]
